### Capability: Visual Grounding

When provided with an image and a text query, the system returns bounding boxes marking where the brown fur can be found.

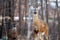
[32,10,48,40]
[2,16,18,40]
[7,27,18,40]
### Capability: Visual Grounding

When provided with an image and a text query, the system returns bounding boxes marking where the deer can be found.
[2,16,18,40]
[32,8,48,40]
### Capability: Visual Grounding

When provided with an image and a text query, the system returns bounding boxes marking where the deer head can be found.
[32,7,41,19]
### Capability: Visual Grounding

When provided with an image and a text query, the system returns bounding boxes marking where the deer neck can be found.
[33,16,40,22]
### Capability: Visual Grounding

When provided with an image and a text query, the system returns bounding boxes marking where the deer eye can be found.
[34,12,37,14]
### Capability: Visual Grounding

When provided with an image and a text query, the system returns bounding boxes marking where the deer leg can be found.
[35,32,44,40]
[45,36,48,40]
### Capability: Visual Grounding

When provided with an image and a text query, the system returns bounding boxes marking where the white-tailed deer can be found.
[32,8,48,40]
[2,16,18,40]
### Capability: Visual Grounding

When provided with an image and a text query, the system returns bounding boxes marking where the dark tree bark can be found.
[56,0,60,39]
[45,0,48,23]
[41,0,44,20]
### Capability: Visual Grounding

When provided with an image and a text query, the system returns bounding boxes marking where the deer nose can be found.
[34,12,37,14]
